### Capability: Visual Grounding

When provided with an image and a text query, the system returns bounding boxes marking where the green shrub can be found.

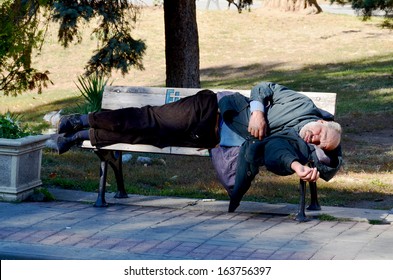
[0,112,32,139]
[76,73,109,113]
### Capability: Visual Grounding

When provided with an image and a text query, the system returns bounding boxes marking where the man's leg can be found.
[89,90,218,148]
[57,114,90,134]
[56,89,218,152]
[56,130,90,154]
[88,107,155,133]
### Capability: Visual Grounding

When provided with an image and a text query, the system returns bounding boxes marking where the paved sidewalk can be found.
[0,188,392,260]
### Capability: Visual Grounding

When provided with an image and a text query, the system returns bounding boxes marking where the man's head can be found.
[299,120,342,151]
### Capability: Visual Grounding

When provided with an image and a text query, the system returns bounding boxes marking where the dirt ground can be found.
[336,112,393,209]
[340,112,393,148]
[351,128,393,148]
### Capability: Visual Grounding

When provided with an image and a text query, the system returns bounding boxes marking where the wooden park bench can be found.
[81,86,337,221]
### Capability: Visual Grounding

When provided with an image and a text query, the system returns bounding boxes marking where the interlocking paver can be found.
[72,236,105,248]
[56,232,93,246]
[20,230,57,243]
[39,231,71,245]
[110,239,142,252]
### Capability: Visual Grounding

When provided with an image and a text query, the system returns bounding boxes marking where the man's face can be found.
[299,121,339,151]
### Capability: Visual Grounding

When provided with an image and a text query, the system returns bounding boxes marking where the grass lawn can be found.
[1,5,393,210]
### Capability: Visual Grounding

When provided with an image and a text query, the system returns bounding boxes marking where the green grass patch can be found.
[316,214,352,222]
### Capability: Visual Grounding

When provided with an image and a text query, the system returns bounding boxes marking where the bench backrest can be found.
[102,86,337,116]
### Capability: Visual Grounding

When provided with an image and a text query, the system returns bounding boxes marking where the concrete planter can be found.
[0,134,50,201]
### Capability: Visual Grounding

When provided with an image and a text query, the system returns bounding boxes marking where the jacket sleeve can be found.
[250,81,308,110]
[250,82,277,107]
[261,130,312,176]
[263,138,302,176]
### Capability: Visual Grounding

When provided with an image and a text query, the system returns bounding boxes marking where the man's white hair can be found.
[325,121,342,147]
[325,121,342,135]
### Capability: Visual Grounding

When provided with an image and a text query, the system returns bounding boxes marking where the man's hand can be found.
[290,161,319,182]
[248,110,267,140]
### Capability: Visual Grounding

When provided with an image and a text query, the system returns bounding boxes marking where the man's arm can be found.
[248,100,267,140]
[247,82,277,140]
[263,133,320,182]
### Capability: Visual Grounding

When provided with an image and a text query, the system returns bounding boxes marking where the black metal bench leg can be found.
[108,151,128,199]
[94,153,109,207]
[296,179,308,222]
[307,181,321,211]
[93,149,128,207]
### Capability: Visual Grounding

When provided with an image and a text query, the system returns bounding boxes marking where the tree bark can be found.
[263,0,323,14]
[164,0,200,88]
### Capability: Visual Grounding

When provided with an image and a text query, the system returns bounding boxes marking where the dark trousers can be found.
[88,90,219,148]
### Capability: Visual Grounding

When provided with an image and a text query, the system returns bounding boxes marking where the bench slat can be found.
[82,140,210,156]
[102,86,336,115]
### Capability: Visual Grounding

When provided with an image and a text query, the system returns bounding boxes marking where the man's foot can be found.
[57,114,84,135]
[56,135,76,154]
[228,199,240,213]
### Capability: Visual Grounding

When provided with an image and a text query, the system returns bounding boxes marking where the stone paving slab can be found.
[1,190,393,260]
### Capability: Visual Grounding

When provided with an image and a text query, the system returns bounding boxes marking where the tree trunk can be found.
[164,0,200,88]
[263,0,323,14]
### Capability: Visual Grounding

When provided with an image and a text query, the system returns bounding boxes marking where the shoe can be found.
[57,114,83,135]
[56,135,76,155]
[228,199,240,213]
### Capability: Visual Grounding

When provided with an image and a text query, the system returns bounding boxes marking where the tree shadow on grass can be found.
[200,53,393,116]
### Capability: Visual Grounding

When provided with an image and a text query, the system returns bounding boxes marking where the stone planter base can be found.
[0,135,50,201]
